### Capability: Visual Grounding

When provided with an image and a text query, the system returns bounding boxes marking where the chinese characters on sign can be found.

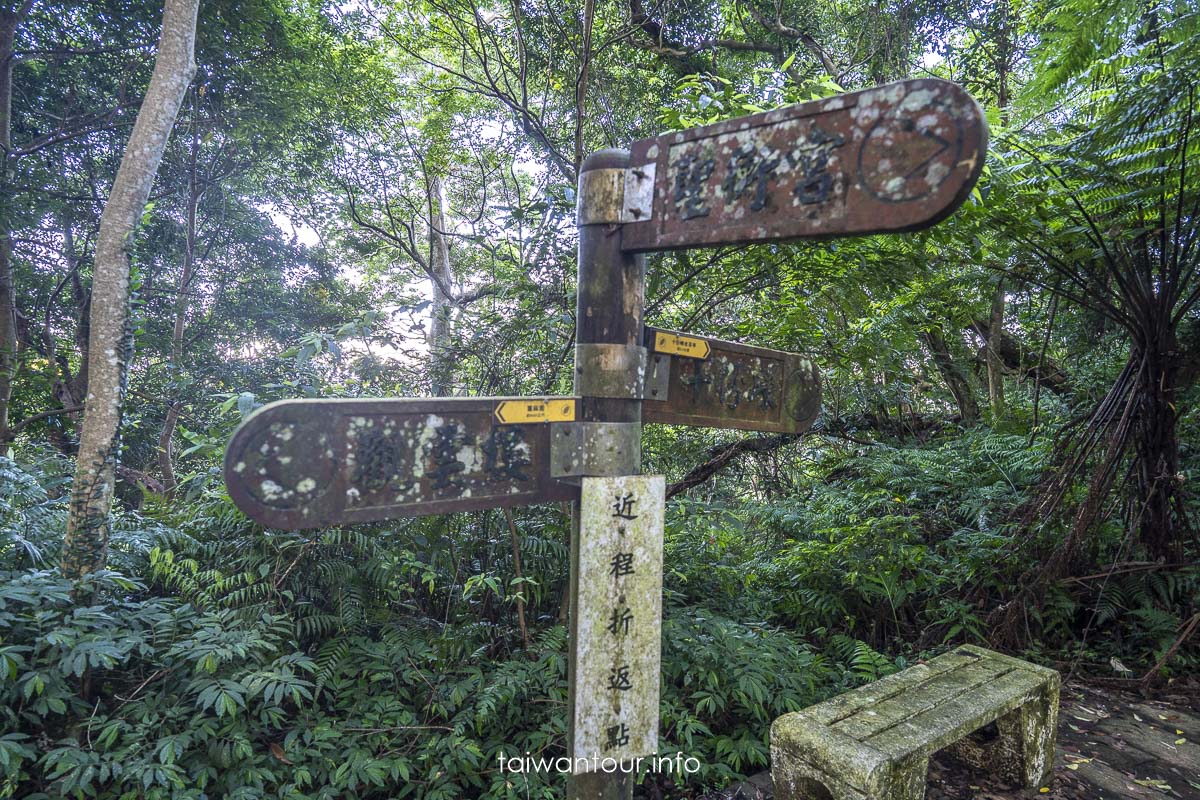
[669,121,848,223]
[643,328,822,435]
[224,398,577,529]
[572,475,665,771]
[621,79,987,253]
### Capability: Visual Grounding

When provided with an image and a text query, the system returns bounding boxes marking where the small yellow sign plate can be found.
[494,398,576,424]
[653,331,711,359]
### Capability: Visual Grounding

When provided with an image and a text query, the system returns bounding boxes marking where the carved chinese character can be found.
[609,551,635,578]
[428,423,468,491]
[607,606,633,635]
[747,367,779,411]
[480,426,531,483]
[723,143,780,211]
[672,152,716,220]
[714,360,745,411]
[352,428,402,492]
[607,664,633,691]
[785,125,846,205]
[612,493,638,519]
[604,722,630,750]
[680,359,712,405]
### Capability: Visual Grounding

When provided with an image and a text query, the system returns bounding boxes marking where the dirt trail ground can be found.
[708,680,1200,800]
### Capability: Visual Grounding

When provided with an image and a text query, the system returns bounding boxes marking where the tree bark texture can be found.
[986,282,1006,418]
[62,0,199,580]
[1133,341,1184,561]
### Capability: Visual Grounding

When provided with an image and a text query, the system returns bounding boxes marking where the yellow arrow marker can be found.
[653,331,711,359]
[494,398,576,424]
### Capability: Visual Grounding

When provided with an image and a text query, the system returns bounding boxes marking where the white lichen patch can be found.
[899,88,936,113]
[456,444,481,472]
[924,160,951,188]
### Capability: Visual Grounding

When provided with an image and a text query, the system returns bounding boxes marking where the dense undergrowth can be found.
[2,431,1197,799]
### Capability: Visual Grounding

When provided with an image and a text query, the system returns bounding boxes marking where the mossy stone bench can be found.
[771,645,1060,800]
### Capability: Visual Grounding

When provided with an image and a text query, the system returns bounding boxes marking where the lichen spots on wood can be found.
[622,78,985,252]
[225,398,576,528]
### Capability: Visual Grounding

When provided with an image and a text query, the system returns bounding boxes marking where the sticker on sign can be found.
[652,331,711,359]
[494,398,577,424]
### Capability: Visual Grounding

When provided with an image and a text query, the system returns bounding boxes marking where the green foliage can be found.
[6,0,1200,795]
[1,455,885,798]
[659,610,831,785]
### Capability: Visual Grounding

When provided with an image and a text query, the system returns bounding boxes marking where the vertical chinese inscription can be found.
[573,475,665,771]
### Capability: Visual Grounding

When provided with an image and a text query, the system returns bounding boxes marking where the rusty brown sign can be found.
[224,397,579,529]
[641,327,820,434]
[620,78,986,252]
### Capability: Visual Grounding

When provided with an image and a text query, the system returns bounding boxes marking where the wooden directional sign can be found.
[641,327,820,434]
[620,78,986,252]
[224,397,579,529]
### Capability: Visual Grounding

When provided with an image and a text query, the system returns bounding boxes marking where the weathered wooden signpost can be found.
[224,78,986,799]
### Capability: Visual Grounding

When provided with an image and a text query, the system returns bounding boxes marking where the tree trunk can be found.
[157,121,202,495]
[968,318,1072,397]
[1133,341,1184,561]
[427,175,454,396]
[573,0,594,172]
[922,326,979,424]
[0,3,33,443]
[62,0,199,580]
[986,281,1006,419]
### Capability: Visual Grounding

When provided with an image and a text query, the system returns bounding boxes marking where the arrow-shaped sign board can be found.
[642,327,820,435]
[619,78,986,252]
[224,397,579,529]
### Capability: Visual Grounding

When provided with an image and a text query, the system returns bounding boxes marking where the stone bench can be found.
[771,645,1060,799]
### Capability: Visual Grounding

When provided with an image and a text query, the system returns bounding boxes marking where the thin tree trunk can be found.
[427,175,453,396]
[63,0,199,580]
[572,0,594,172]
[0,3,34,443]
[503,507,530,649]
[158,121,202,495]
[986,281,1006,419]
[922,327,979,424]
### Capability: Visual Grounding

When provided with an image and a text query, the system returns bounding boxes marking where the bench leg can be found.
[772,755,928,800]
[998,681,1059,792]
[876,753,928,800]
[772,762,868,800]
[943,683,1059,792]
